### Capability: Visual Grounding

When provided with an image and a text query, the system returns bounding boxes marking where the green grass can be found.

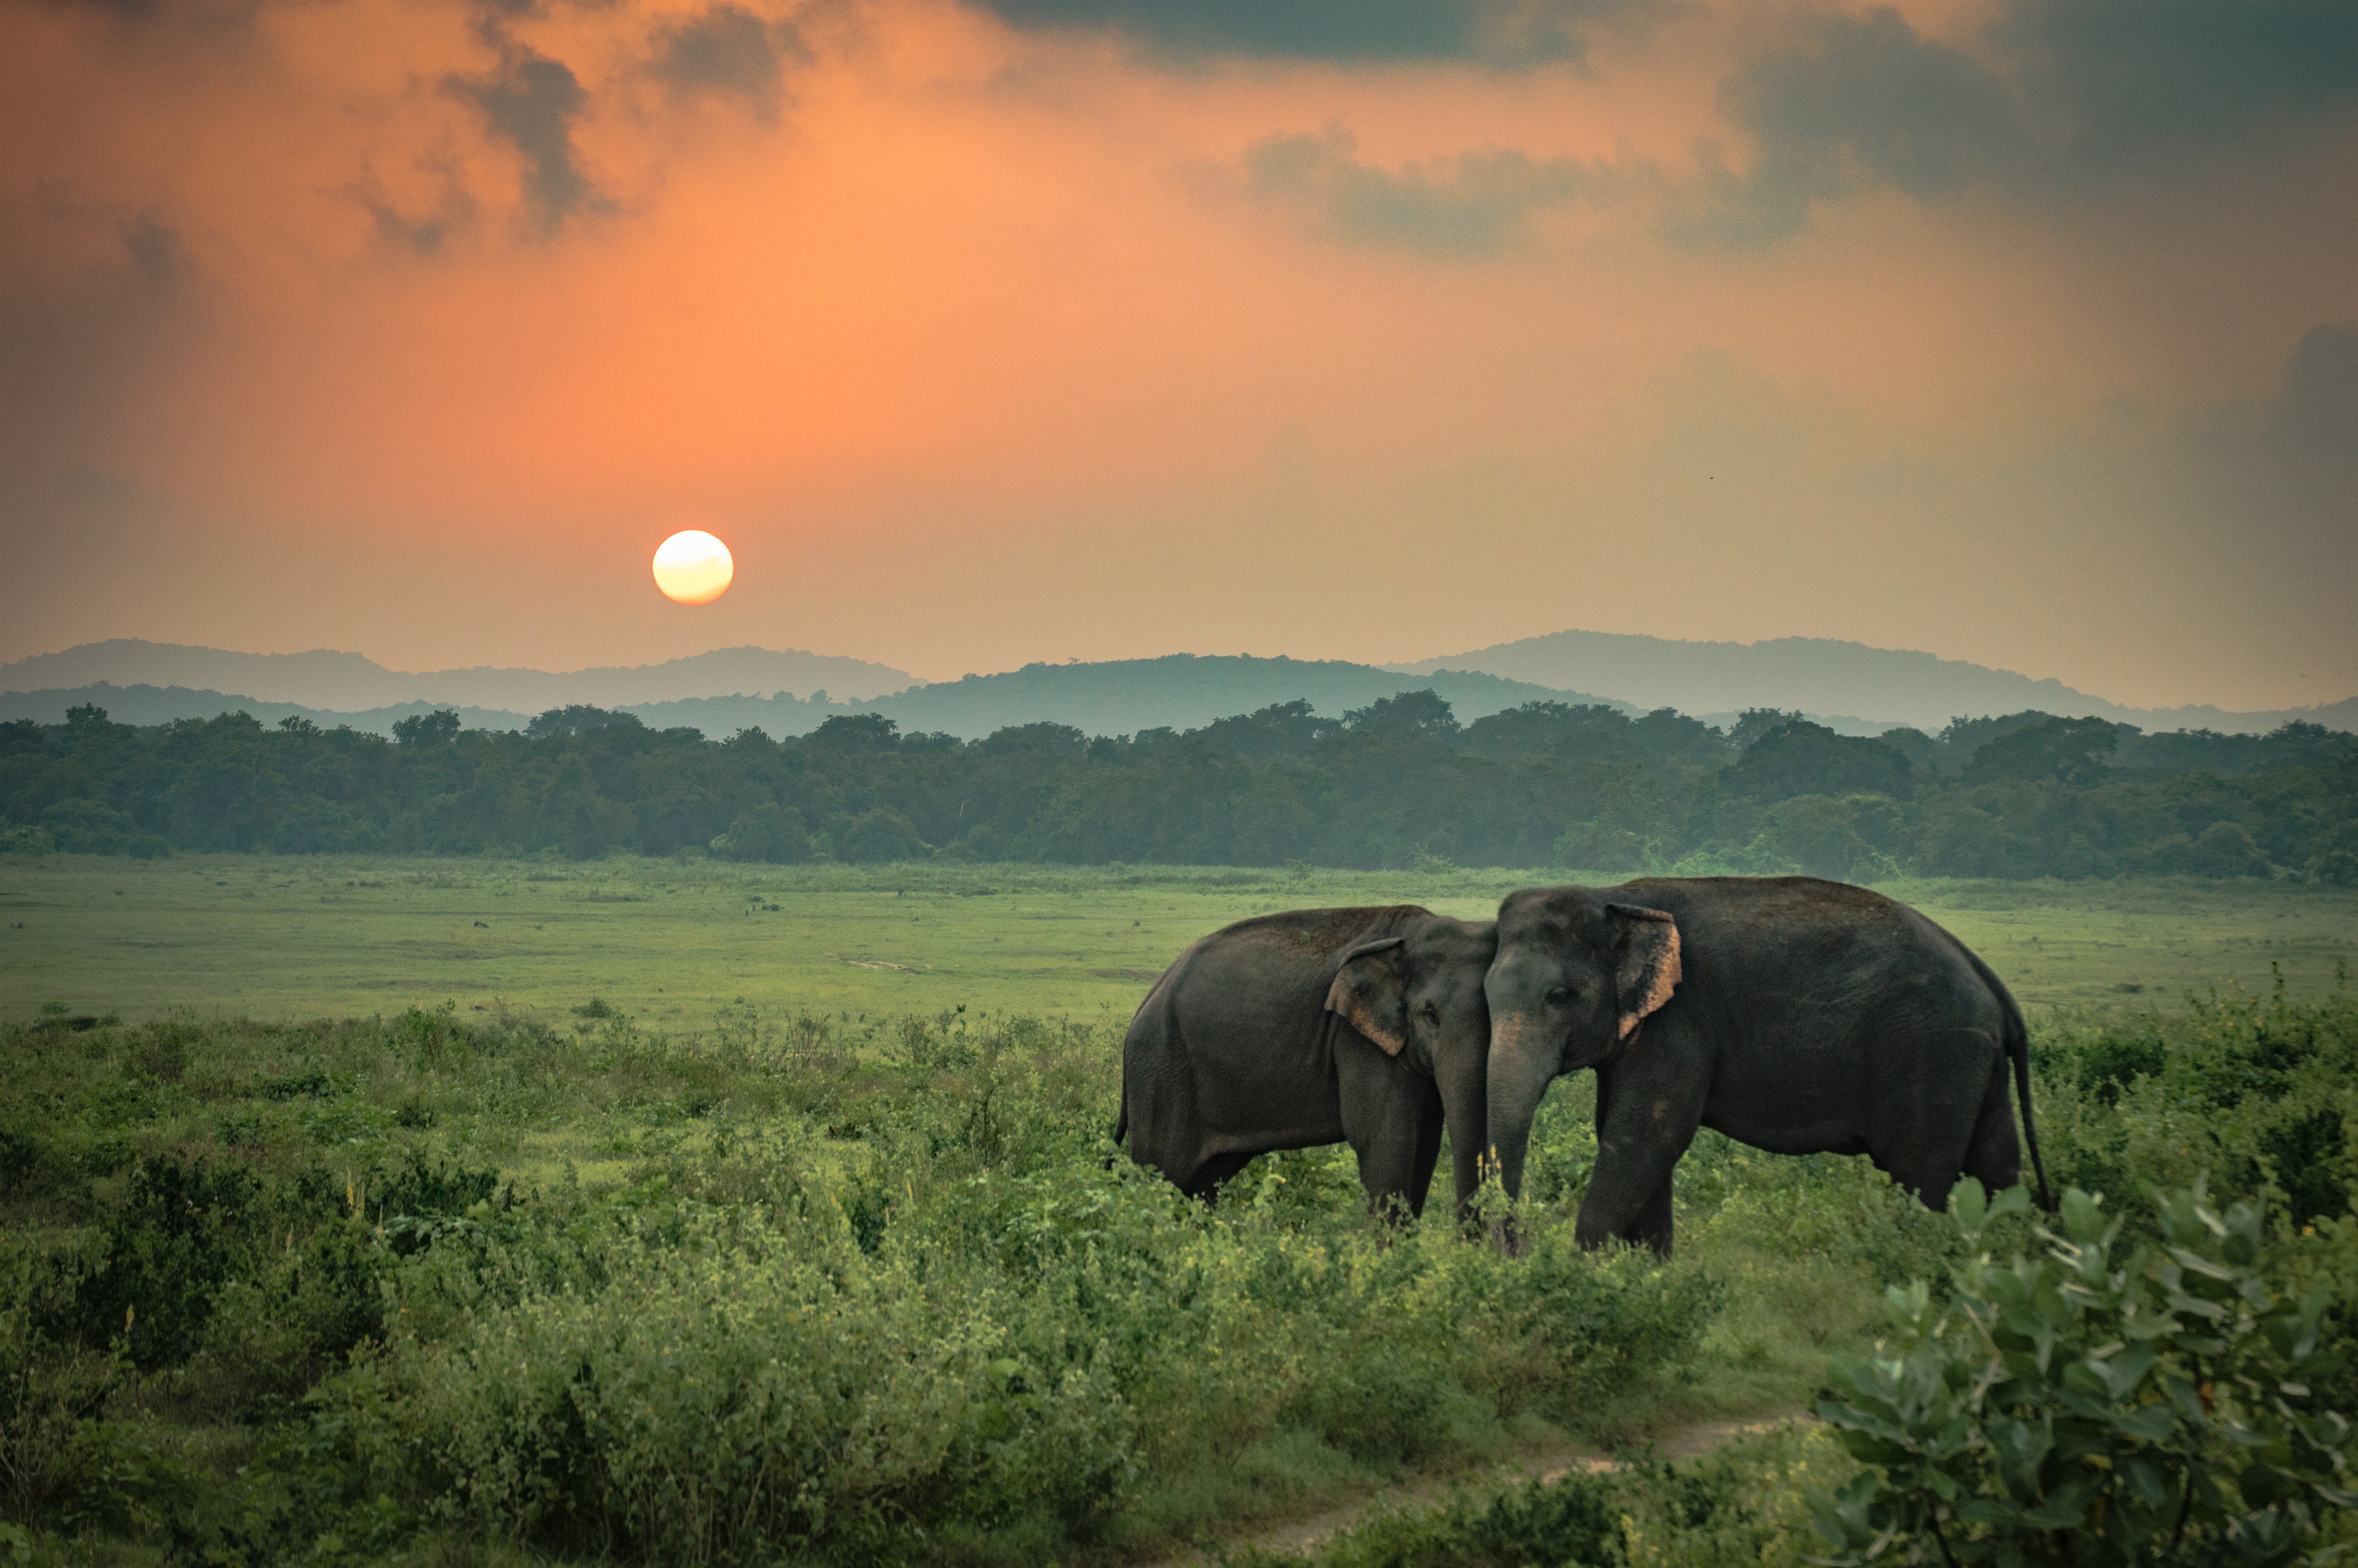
[6,856,2358,1564]
[5,855,2354,1024]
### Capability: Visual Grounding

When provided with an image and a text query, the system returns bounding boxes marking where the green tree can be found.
[1724,720,1913,805]
[1963,716,2127,787]
[393,709,462,748]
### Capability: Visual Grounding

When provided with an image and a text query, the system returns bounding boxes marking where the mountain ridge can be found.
[6,636,2351,741]
[0,657,1622,742]
[1392,629,2358,735]
[0,640,915,711]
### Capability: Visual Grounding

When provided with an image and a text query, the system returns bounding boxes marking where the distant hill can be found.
[1392,629,2358,735]
[640,655,1624,740]
[0,658,1619,742]
[861,656,1618,738]
[0,641,914,711]
[9,638,2348,744]
[0,684,531,735]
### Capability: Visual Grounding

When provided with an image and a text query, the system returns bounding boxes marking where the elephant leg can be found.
[1873,1039,2001,1211]
[1341,1051,1442,1222]
[1621,1172,1675,1255]
[1577,1047,1706,1256]
[1184,1151,1257,1205]
[1959,1057,2024,1197]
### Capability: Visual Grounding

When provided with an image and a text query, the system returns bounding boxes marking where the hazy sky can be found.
[3,0,2353,708]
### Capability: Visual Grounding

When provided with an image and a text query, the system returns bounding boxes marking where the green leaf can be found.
[2113,1403,2179,1442]
[2119,1452,2171,1509]
[2061,1188,2105,1244]
[2242,1462,2299,1509]
[1951,1177,1990,1232]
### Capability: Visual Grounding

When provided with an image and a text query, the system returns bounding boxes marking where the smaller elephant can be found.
[1117,906,1496,1220]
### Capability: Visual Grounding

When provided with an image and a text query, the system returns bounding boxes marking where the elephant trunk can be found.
[1437,1047,1489,1225]
[1485,1016,1559,1205]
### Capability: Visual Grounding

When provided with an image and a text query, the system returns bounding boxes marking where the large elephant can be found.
[1117,906,1496,1220]
[1483,876,2051,1256]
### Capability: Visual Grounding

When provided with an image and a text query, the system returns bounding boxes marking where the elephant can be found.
[1116,906,1497,1220]
[1482,876,2051,1256]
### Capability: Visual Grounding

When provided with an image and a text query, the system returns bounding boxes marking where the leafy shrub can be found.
[382,1206,1138,1561]
[1,1240,128,1527]
[1810,1179,2356,1566]
[74,1158,262,1370]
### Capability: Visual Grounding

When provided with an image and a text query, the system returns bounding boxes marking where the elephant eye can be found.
[1545,986,1574,1006]
[1420,1002,1441,1024]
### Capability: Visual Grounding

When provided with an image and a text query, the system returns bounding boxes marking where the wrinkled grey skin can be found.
[1118,906,1496,1220]
[1485,878,2051,1256]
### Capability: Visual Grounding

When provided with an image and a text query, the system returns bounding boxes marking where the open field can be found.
[6,857,2358,1564]
[6,855,2356,1024]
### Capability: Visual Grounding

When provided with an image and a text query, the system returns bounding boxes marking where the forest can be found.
[2,694,2353,881]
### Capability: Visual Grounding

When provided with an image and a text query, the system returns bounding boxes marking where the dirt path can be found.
[1143,1413,1812,1566]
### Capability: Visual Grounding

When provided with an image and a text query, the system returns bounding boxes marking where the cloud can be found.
[2263,325,2358,542]
[348,164,479,258]
[968,0,1631,69]
[1674,10,2016,248]
[1682,0,2358,246]
[1239,124,1626,256]
[647,4,809,122]
[446,36,609,239]
[119,213,192,286]
[1998,0,2358,174]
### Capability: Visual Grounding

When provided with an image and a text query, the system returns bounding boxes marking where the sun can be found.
[652,530,734,605]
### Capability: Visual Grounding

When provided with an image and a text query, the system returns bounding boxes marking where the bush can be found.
[382,1206,1139,1561]
[711,802,811,864]
[1810,1179,2357,1566]
[1,1240,128,1527]
[75,1157,262,1370]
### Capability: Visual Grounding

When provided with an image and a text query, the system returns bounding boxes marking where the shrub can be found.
[1810,1179,2357,1566]
[75,1158,262,1371]
[1,1240,128,1527]
[382,1206,1139,1561]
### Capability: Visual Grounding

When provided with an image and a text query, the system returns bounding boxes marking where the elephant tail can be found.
[1113,1078,1129,1148]
[1967,946,2055,1212]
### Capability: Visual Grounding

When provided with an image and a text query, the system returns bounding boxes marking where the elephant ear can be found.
[1607,904,1682,1044]
[1325,937,1409,1056]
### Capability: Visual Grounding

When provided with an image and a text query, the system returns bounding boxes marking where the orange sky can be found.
[3,0,2354,708]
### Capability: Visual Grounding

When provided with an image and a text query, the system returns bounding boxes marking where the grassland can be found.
[5,857,2358,1565]
[6,854,2355,1024]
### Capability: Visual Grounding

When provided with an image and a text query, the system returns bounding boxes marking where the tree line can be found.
[2,694,2352,881]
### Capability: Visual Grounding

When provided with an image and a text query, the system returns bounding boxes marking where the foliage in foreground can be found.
[0,1003,1719,1564]
[1,981,2354,1563]
[1813,1179,2354,1566]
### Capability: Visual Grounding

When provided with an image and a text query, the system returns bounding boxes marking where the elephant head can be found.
[1482,888,1682,1202]
[1324,914,1497,1217]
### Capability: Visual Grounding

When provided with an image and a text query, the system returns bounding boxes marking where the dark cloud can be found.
[1683,0,2358,247]
[1674,11,2015,248]
[2268,324,2358,480]
[1240,124,1623,255]
[648,4,809,122]
[120,213,192,287]
[970,0,1630,69]
[1999,0,2358,173]
[352,171,479,259]
[447,39,609,239]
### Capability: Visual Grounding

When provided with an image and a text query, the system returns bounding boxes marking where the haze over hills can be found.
[0,659,1613,742]
[0,684,532,735]
[1392,630,2358,736]
[5,634,2353,743]
[0,641,914,711]
[634,656,1618,740]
